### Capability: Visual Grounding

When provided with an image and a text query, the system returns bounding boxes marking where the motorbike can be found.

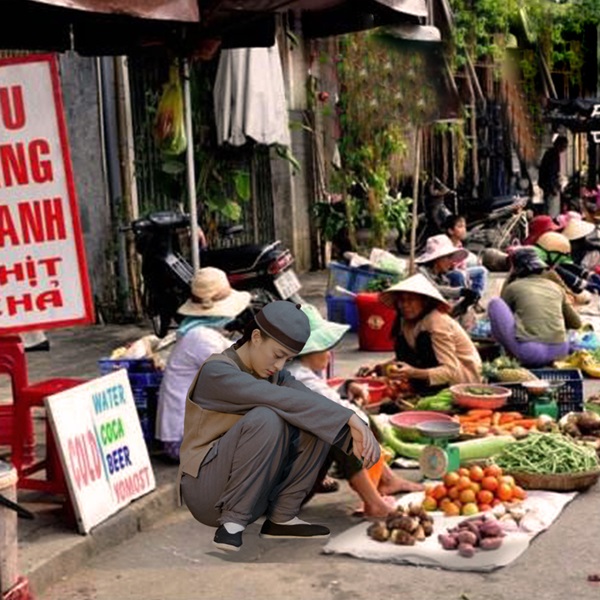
[130,211,303,337]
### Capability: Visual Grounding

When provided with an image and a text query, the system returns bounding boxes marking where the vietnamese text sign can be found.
[46,370,156,534]
[0,54,94,334]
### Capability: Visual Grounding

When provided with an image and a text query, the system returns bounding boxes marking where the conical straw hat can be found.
[379,273,450,310]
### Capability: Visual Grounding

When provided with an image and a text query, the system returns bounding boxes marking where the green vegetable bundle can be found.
[495,433,600,474]
[415,389,453,411]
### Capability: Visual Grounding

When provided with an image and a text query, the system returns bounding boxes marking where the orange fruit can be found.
[439,497,453,511]
[424,484,436,497]
[443,502,460,517]
[484,464,503,478]
[459,489,476,504]
[478,503,492,513]
[497,483,514,502]
[422,496,438,511]
[431,484,448,501]
[469,465,485,482]
[501,475,516,487]
[491,498,502,507]
[448,485,460,500]
[477,489,494,505]
[443,471,460,488]
[469,481,481,494]
[481,476,499,492]
[512,485,527,500]
[458,467,471,477]
[457,476,472,490]
[461,502,479,516]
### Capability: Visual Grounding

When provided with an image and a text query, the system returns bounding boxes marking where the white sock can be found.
[223,522,245,534]
[272,516,309,526]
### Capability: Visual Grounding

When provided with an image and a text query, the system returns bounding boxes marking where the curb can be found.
[21,481,178,596]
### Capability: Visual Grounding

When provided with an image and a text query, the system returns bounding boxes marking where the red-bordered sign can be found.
[0,54,94,334]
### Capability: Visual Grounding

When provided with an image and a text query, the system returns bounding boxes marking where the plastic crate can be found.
[501,368,583,417]
[327,262,399,296]
[353,267,399,294]
[98,358,156,375]
[326,294,359,332]
[327,262,358,296]
[128,371,163,389]
[132,386,159,444]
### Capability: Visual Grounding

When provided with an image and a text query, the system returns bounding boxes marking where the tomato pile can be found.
[423,465,527,517]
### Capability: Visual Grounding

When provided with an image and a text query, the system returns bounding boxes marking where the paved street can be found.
[6,270,600,599]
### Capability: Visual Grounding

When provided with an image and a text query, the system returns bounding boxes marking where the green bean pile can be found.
[495,433,600,474]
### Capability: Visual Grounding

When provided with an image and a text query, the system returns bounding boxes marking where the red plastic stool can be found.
[0,337,86,497]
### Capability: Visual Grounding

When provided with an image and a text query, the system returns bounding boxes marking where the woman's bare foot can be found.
[378,473,424,495]
[354,495,397,518]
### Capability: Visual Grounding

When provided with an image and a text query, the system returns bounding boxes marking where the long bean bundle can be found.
[494,433,600,474]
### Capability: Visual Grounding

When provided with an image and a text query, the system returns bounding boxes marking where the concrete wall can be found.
[58,53,113,314]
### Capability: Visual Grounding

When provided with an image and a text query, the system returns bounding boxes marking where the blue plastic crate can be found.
[326,294,359,332]
[133,387,159,444]
[501,368,583,417]
[326,262,358,296]
[353,267,399,294]
[128,371,163,389]
[98,358,156,375]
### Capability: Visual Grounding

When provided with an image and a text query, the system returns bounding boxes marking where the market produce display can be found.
[438,514,505,557]
[558,411,600,450]
[555,349,600,378]
[482,356,537,383]
[367,503,434,545]
[457,409,548,438]
[494,433,600,475]
[423,465,527,516]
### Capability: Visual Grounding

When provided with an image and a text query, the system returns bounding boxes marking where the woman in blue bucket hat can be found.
[178,300,379,552]
[288,305,423,517]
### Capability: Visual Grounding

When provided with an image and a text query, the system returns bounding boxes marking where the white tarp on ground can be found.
[323,490,577,571]
[213,39,290,147]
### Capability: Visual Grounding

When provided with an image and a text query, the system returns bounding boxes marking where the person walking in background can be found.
[538,135,568,218]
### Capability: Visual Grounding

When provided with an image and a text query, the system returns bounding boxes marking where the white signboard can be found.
[0,54,94,334]
[46,370,156,534]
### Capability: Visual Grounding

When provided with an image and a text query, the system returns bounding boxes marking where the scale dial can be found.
[419,445,448,479]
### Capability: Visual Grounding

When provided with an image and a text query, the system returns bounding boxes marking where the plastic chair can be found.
[0,336,86,496]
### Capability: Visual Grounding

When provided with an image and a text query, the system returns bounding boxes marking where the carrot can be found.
[492,412,502,426]
[499,412,523,423]
[509,419,538,429]
[466,409,494,418]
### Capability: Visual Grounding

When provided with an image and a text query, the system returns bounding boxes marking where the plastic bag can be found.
[153,64,187,156]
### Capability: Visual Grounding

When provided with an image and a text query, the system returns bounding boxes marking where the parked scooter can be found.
[129,211,302,337]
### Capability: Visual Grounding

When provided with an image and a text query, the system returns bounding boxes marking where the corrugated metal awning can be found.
[27,0,199,22]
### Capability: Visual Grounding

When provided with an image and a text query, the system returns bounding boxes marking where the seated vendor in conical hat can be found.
[365,273,482,394]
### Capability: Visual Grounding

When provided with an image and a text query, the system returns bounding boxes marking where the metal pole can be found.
[409,126,422,274]
[183,58,200,272]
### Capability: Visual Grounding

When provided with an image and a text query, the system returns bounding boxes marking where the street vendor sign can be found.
[0,54,94,334]
[46,370,156,534]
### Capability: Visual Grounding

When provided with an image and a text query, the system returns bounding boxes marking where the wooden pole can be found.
[409,126,422,275]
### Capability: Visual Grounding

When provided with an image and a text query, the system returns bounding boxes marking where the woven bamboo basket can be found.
[510,468,600,492]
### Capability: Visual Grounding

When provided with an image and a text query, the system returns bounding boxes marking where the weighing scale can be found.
[521,380,564,420]
[416,420,461,479]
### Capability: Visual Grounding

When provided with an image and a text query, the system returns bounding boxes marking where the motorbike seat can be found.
[489,196,516,210]
[148,211,190,229]
[201,243,277,272]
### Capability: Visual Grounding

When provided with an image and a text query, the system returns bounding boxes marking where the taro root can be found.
[390,529,416,545]
[414,525,426,542]
[479,520,503,538]
[422,521,434,537]
[367,521,390,542]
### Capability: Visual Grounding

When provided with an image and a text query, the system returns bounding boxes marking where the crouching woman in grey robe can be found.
[178,300,379,552]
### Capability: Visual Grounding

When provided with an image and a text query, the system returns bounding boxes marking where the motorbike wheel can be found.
[151,311,172,338]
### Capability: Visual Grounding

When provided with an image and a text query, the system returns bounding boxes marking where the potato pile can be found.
[438,514,505,558]
[367,503,434,545]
